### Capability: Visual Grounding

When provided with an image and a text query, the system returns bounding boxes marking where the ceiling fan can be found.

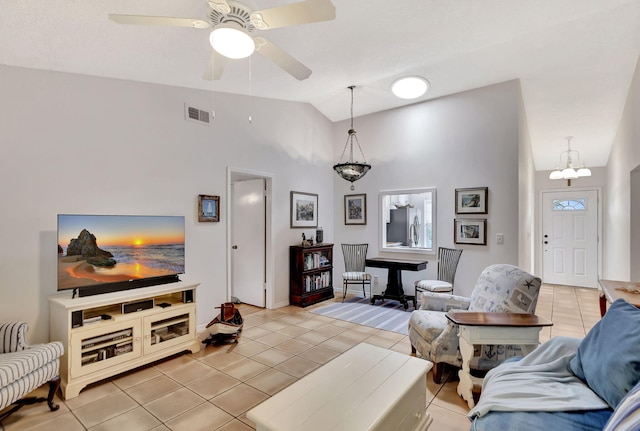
[108,0,335,81]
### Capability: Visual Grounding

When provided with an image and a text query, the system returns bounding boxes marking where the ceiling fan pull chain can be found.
[211,57,216,121]
[248,55,253,124]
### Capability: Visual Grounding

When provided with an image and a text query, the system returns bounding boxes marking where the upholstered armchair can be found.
[0,322,64,421]
[408,264,542,383]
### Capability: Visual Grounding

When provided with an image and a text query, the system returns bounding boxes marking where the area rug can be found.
[309,297,415,335]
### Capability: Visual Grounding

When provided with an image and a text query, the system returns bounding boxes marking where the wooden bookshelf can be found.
[289,243,334,307]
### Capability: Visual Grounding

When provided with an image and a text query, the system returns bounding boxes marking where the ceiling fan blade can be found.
[255,37,311,81]
[108,14,210,29]
[203,50,227,81]
[250,0,335,30]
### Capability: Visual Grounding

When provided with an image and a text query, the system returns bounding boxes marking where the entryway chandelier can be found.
[549,136,592,185]
[333,86,371,190]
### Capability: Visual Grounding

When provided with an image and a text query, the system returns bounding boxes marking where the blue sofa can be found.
[469,299,640,431]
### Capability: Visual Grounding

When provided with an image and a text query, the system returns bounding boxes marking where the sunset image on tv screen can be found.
[57,215,185,291]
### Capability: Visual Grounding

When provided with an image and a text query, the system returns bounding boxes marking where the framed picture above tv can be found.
[198,195,220,222]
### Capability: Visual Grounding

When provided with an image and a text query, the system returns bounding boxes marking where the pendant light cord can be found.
[338,85,368,163]
[349,85,354,131]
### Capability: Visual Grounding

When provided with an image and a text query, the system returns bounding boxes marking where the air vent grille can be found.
[185,104,211,125]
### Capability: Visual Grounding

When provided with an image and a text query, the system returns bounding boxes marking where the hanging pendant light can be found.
[333,86,371,190]
[548,136,592,186]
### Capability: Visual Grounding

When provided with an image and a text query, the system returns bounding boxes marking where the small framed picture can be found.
[290,191,318,228]
[344,194,367,225]
[455,187,488,214]
[198,195,220,222]
[454,218,487,245]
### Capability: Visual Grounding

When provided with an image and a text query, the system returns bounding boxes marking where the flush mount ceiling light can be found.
[333,86,371,190]
[391,76,429,99]
[549,136,592,186]
[209,23,255,59]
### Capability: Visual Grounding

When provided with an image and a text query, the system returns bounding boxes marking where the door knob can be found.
[544,241,548,244]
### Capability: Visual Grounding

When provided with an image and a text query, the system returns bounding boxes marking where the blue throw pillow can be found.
[569,299,640,408]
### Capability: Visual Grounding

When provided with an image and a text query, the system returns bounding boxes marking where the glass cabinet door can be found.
[143,306,195,354]
[71,320,142,378]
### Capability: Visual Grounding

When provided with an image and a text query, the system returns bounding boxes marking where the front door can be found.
[232,178,266,307]
[541,189,599,288]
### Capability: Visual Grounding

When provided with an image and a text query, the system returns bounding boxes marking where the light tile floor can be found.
[1,284,600,431]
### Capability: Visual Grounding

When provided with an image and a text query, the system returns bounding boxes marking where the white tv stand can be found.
[49,281,200,399]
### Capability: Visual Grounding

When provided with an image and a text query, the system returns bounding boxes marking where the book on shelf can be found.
[172,324,188,336]
[303,271,331,292]
[304,252,330,270]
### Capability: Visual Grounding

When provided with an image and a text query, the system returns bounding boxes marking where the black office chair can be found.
[414,247,463,305]
[341,244,372,301]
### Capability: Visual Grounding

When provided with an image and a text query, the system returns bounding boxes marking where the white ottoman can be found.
[247,342,433,431]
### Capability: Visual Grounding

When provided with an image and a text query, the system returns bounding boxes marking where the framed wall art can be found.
[344,193,367,225]
[290,191,318,228]
[198,195,220,222]
[454,218,487,245]
[455,187,488,214]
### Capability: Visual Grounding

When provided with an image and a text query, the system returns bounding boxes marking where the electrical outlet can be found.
[373,275,379,285]
[496,233,504,244]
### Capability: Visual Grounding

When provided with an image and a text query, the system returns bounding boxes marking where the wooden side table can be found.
[598,279,640,317]
[445,311,553,408]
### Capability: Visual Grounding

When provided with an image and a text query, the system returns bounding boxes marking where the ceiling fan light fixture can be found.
[391,76,429,99]
[209,25,255,59]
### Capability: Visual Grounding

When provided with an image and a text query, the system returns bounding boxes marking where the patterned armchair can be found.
[408,264,542,383]
[0,322,64,421]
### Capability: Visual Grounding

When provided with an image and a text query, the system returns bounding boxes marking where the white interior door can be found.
[232,179,266,307]
[542,190,598,288]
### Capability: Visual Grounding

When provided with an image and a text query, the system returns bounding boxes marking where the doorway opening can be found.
[227,167,274,308]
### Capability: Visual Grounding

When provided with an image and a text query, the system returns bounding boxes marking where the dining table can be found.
[365,257,428,309]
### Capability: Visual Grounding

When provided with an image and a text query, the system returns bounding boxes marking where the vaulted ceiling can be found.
[2,0,639,170]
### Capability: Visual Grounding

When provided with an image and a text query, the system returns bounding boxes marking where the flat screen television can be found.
[58,215,185,297]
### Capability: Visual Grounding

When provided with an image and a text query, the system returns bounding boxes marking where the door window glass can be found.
[552,198,586,211]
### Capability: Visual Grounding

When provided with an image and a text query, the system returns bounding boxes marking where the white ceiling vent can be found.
[184,103,211,125]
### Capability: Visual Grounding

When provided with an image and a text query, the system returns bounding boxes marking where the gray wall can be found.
[606,54,640,280]
[1,65,532,342]
[0,65,334,342]
[332,80,523,298]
